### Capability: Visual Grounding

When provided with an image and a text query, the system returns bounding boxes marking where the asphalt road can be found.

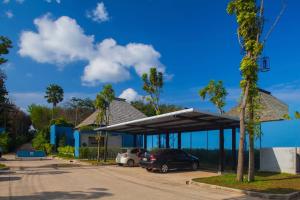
[0,155,260,200]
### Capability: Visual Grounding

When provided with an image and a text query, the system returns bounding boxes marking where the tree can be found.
[295,111,300,119]
[64,97,95,126]
[142,68,163,115]
[95,84,115,162]
[199,80,228,114]
[45,84,64,119]
[0,36,12,65]
[0,36,12,125]
[28,104,53,131]
[131,101,182,117]
[227,0,264,182]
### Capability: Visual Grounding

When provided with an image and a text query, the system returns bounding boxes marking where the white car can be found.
[116,148,147,167]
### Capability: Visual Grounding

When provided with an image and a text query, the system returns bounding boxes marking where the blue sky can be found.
[1,0,299,114]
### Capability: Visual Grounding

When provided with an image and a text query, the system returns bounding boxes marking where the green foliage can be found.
[227,0,264,181]
[57,145,74,158]
[45,84,64,108]
[43,143,53,155]
[65,97,95,110]
[32,129,49,151]
[95,84,115,126]
[79,125,95,131]
[28,104,53,130]
[0,69,8,105]
[32,128,53,154]
[282,114,291,120]
[142,67,163,115]
[295,111,300,119]
[0,132,11,153]
[79,147,121,160]
[131,101,182,117]
[64,97,95,126]
[58,134,66,147]
[50,117,73,127]
[0,36,12,65]
[199,80,228,114]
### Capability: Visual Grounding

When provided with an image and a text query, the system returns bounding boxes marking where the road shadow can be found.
[0,188,113,200]
[18,170,71,176]
[0,176,21,182]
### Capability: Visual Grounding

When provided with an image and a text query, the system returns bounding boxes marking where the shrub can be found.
[58,146,74,158]
[79,147,121,160]
[44,143,53,155]
[32,129,48,150]
[0,132,11,153]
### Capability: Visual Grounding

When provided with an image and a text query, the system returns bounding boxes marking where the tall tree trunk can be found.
[236,81,249,182]
[97,132,101,162]
[104,131,108,162]
[248,128,255,181]
[248,94,255,181]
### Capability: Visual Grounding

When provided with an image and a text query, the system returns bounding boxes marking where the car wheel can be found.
[191,162,198,171]
[160,164,169,173]
[127,159,134,167]
[146,168,152,172]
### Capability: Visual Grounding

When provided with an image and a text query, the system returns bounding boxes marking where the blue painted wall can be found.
[0,128,5,134]
[74,130,80,158]
[122,134,143,147]
[50,125,74,146]
[144,120,300,150]
[261,120,300,147]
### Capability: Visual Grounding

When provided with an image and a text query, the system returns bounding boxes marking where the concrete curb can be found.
[189,180,300,200]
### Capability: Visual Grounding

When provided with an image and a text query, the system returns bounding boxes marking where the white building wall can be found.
[260,147,298,174]
[80,133,122,148]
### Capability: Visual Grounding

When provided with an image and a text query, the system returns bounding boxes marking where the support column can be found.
[219,128,225,173]
[232,128,237,171]
[133,134,137,147]
[166,132,170,148]
[178,132,182,149]
[143,134,147,150]
[158,134,161,148]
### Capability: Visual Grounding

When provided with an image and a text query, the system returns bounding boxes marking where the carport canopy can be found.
[95,108,240,134]
[95,108,240,172]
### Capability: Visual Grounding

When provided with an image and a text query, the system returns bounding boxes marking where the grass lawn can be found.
[193,172,300,194]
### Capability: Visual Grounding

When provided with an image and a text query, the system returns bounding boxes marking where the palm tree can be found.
[95,84,115,162]
[45,84,64,119]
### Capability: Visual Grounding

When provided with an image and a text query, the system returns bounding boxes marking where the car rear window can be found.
[120,149,128,153]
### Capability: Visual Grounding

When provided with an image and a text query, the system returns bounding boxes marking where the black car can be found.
[140,149,199,173]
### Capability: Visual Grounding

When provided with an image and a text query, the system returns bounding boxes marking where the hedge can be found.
[57,146,75,158]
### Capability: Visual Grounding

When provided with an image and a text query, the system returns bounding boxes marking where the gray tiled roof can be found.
[227,89,289,122]
[76,98,146,128]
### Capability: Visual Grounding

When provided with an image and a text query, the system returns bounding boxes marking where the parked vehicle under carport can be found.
[140,149,199,173]
[116,148,147,167]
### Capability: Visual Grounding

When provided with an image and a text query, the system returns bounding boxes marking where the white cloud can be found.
[19,14,95,65]
[119,88,143,102]
[5,10,13,18]
[87,2,109,23]
[45,0,61,3]
[2,0,10,4]
[0,62,14,71]
[267,81,300,104]
[19,14,166,86]
[16,0,24,3]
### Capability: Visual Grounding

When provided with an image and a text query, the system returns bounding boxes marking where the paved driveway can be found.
[0,155,260,200]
